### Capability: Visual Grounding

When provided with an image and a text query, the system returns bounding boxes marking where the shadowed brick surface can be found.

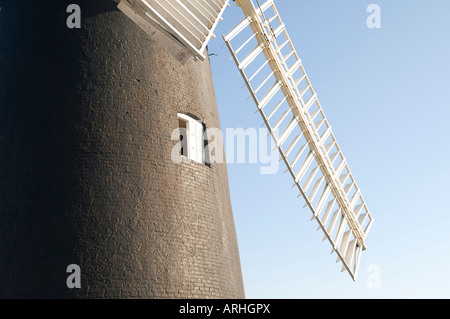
[0,0,244,298]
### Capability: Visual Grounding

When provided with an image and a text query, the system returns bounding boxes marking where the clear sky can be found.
[208,0,450,298]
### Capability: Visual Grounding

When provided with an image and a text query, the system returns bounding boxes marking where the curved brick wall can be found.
[0,0,244,298]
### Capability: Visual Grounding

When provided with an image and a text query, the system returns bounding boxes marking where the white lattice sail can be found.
[118,0,229,63]
[224,0,374,280]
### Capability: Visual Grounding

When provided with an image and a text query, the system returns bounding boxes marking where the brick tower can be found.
[0,0,245,298]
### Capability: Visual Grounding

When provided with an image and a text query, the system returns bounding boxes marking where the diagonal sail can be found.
[224,0,374,280]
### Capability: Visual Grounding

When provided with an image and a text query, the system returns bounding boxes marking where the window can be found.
[178,113,205,164]
[178,118,188,157]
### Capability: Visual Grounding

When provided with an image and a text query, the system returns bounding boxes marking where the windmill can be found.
[0,0,374,299]
[117,0,374,280]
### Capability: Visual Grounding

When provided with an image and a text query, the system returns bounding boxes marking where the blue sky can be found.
[208,0,450,298]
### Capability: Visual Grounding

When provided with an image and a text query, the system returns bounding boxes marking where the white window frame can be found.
[178,113,205,164]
